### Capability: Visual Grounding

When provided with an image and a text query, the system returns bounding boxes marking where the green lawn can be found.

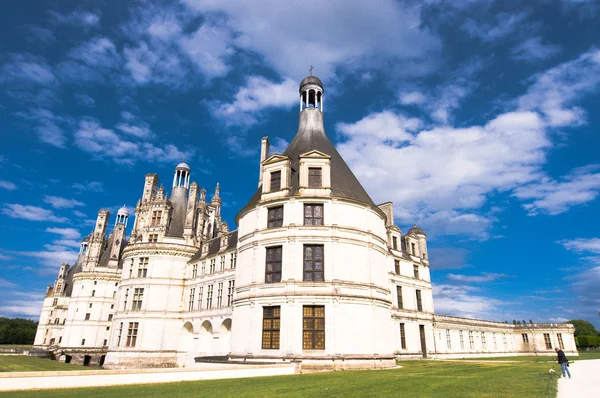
[0,356,89,372]
[574,351,600,360]
[0,345,33,350]
[1,359,562,398]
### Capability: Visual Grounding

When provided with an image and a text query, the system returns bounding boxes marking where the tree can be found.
[567,319,599,337]
[0,317,38,345]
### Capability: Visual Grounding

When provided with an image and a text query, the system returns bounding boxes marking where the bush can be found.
[575,335,600,348]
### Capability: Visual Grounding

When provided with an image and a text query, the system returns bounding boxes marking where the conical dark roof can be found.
[238,108,375,218]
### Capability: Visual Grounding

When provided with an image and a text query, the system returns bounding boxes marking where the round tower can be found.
[116,206,129,227]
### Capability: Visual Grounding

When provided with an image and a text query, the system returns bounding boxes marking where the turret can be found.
[115,205,129,227]
[211,183,221,216]
[84,209,109,271]
[142,174,158,202]
[258,137,270,187]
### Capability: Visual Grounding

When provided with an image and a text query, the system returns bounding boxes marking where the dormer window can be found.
[392,236,398,250]
[151,211,162,227]
[270,171,281,192]
[308,167,322,188]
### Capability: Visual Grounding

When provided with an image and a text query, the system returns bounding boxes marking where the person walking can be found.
[555,347,571,379]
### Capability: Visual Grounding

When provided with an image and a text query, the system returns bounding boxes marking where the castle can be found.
[33,76,577,370]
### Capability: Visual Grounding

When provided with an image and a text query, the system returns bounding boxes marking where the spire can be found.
[199,188,206,204]
[211,183,221,204]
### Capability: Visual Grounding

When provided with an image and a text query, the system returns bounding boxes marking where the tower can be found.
[167,162,191,238]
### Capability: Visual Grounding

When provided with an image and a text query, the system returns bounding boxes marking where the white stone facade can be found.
[32,76,577,370]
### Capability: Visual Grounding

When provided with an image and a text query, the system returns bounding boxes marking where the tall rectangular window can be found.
[303,245,324,282]
[459,330,464,350]
[396,286,403,309]
[267,206,283,228]
[413,265,419,279]
[399,323,407,349]
[394,260,400,274]
[446,330,452,349]
[227,280,235,307]
[557,333,564,349]
[392,236,398,250]
[503,334,508,350]
[207,285,213,309]
[265,246,282,283]
[209,259,215,274]
[308,167,322,188]
[468,331,475,349]
[201,261,206,275]
[188,288,195,311]
[126,322,139,347]
[230,253,237,269]
[151,211,162,226]
[416,290,423,312]
[117,322,123,346]
[217,282,223,308]
[85,313,90,321]
[132,288,144,311]
[493,333,497,350]
[138,257,148,278]
[220,256,225,271]
[303,306,325,350]
[304,204,323,226]
[129,259,134,279]
[544,333,552,349]
[192,264,198,278]
[53,298,58,306]
[123,288,129,311]
[262,306,281,349]
[481,332,487,350]
[522,333,529,343]
[198,286,203,310]
[411,243,416,255]
[270,171,281,192]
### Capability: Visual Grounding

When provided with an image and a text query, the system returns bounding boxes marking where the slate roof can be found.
[238,107,376,215]
[189,230,238,263]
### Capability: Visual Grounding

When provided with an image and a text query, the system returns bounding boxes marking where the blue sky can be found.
[1,0,599,327]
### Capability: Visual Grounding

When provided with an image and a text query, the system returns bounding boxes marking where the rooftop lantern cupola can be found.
[173,162,191,189]
[115,205,129,227]
[300,68,324,112]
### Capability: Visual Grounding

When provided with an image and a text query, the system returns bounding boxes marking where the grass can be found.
[574,351,600,360]
[0,356,89,372]
[457,350,600,362]
[1,358,562,398]
[0,345,33,350]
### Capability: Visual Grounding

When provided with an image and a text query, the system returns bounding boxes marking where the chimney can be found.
[258,136,270,187]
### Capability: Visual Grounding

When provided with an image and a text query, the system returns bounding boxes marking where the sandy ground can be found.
[557,359,600,398]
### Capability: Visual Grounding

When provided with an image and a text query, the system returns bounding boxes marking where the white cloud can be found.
[74,119,190,165]
[115,122,152,139]
[124,41,185,85]
[0,297,44,318]
[0,54,56,85]
[511,36,561,63]
[46,227,81,240]
[433,284,507,319]
[1,204,68,223]
[428,247,470,270]
[73,210,87,218]
[518,48,600,127]
[0,253,12,261]
[183,0,440,80]
[337,111,419,144]
[462,12,529,42]
[58,37,121,82]
[513,165,600,215]
[43,196,85,209]
[178,22,234,78]
[559,237,600,254]
[72,181,104,192]
[212,76,298,125]
[74,92,95,107]
[336,110,548,237]
[447,272,509,283]
[399,91,426,105]
[0,180,17,190]
[0,278,16,288]
[49,10,101,27]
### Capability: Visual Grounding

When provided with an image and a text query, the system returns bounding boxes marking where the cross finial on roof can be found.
[309,65,314,75]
